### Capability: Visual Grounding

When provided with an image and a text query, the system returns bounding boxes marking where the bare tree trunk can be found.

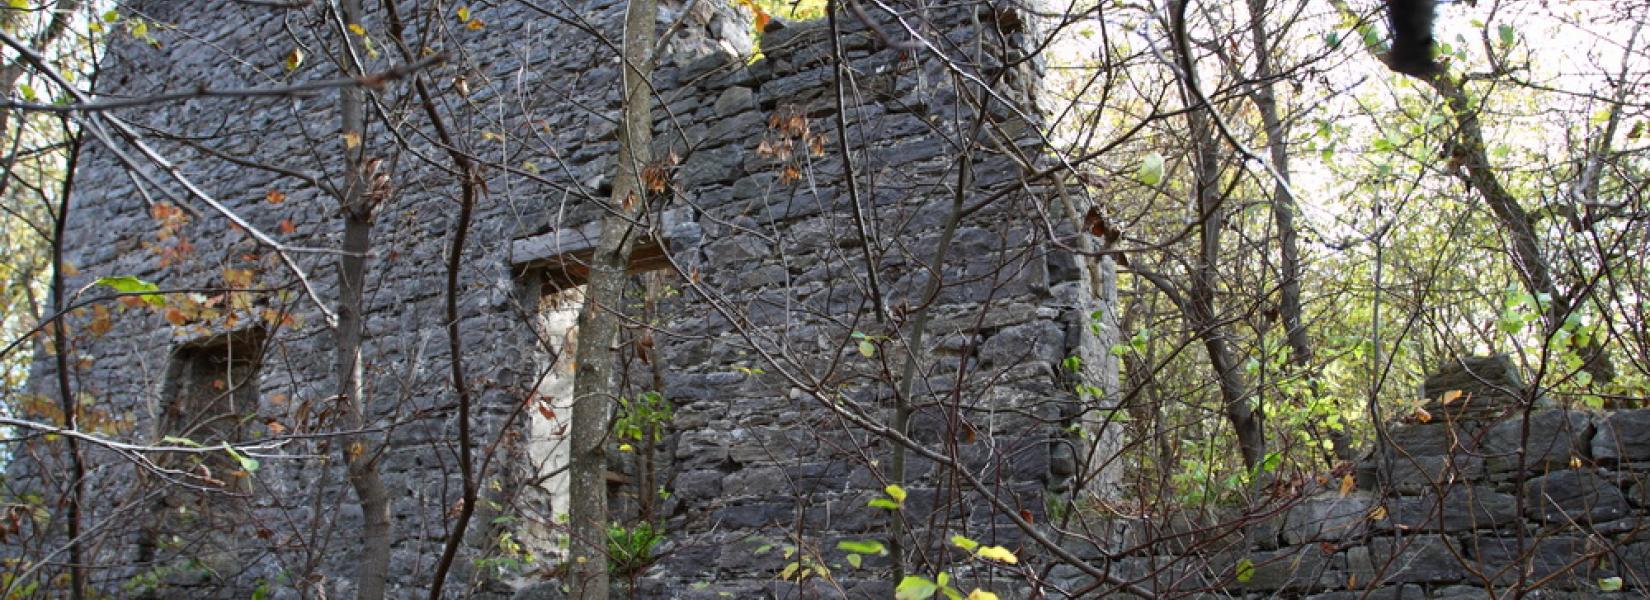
[333,1,392,597]
[1173,0,1265,470]
[569,0,655,596]
[1242,0,1353,462]
[48,120,85,600]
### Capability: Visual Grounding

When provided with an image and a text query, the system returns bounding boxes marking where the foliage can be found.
[605,521,665,577]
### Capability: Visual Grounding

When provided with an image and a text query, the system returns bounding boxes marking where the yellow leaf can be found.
[975,546,1018,564]
[1441,389,1464,405]
[343,131,361,150]
[1339,474,1355,498]
[884,484,907,503]
[1414,406,1432,423]
[966,591,1000,600]
[347,23,366,36]
[456,6,470,22]
[466,18,485,30]
[1367,505,1387,521]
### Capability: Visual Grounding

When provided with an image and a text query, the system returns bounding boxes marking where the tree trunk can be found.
[334,1,392,597]
[1174,0,1265,470]
[1243,0,1353,462]
[568,0,655,596]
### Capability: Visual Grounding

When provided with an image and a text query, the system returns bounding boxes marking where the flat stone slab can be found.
[1594,409,1650,464]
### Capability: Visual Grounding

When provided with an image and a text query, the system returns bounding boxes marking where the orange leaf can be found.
[1441,389,1464,405]
[279,219,297,234]
[1413,406,1432,423]
[266,420,288,435]
[164,307,187,325]
[1338,473,1354,498]
[265,189,286,204]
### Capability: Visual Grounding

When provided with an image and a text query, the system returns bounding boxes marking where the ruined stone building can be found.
[11,0,1123,597]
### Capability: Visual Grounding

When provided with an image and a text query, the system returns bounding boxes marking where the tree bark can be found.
[333,1,392,597]
[1173,0,1265,470]
[1243,0,1353,461]
[568,0,655,596]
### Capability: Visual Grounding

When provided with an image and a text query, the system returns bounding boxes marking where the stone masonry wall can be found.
[10,0,1120,598]
[1062,356,1650,598]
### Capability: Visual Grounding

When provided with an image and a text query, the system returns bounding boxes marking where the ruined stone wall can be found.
[12,0,1120,597]
[1065,356,1650,598]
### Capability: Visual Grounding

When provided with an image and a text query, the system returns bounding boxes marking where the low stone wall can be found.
[1081,356,1650,598]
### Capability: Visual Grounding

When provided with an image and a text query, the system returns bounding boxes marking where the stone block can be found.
[1470,535,1614,587]
[1382,485,1517,532]
[1283,492,1375,545]
[1594,410,1650,464]
[713,86,755,117]
[1238,545,1347,592]
[1522,470,1630,524]
[1349,535,1467,585]
[1378,452,1486,495]
[1483,410,1593,473]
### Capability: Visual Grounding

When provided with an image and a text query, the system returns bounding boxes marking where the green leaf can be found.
[161,435,201,447]
[1600,576,1623,592]
[868,498,901,510]
[845,554,862,568]
[1135,152,1164,186]
[950,535,979,552]
[836,540,886,555]
[1497,23,1515,47]
[223,443,260,473]
[1235,558,1255,583]
[752,543,773,555]
[102,9,119,22]
[95,275,166,307]
[17,83,35,102]
[7,0,28,9]
[895,576,938,600]
[858,340,875,358]
[780,561,799,580]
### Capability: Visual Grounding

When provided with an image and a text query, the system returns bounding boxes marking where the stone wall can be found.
[1068,356,1650,598]
[8,0,1121,598]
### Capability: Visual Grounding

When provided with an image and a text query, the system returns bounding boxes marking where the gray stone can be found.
[1283,492,1374,545]
[978,320,1065,368]
[1378,452,1486,495]
[1594,410,1650,464]
[1471,535,1614,586]
[713,86,755,117]
[1237,545,1347,592]
[1522,470,1631,523]
[1483,410,1593,473]
[510,581,567,600]
[1382,486,1518,532]
[1349,535,1466,585]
